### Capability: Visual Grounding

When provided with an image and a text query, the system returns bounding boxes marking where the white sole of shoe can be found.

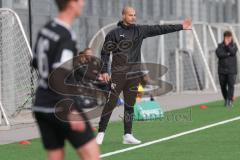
[123,141,141,145]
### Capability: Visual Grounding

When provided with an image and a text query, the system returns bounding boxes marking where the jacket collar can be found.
[54,18,71,31]
[117,21,135,29]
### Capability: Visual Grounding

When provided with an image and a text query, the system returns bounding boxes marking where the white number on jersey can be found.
[36,37,50,88]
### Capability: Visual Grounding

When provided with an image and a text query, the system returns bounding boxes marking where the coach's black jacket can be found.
[101,21,183,73]
[216,42,238,74]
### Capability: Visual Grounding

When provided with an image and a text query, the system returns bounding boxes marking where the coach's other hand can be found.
[182,18,192,30]
[100,73,111,83]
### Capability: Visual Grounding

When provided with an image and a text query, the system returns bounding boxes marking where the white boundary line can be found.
[100,116,240,158]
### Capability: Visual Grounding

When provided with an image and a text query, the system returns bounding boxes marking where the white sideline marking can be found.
[100,116,240,158]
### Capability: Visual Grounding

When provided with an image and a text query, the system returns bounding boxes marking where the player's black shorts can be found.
[34,111,94,150]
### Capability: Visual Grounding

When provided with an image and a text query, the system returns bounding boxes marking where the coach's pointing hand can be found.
[182,18,192,30]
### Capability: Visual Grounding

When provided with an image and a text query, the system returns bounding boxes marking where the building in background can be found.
[0,0,240,50]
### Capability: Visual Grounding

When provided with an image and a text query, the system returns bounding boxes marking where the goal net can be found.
[0,8,38,129]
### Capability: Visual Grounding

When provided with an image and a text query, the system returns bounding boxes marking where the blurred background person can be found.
[216,31,238,107]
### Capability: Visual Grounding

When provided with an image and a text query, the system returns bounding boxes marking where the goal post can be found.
[0,8,38,129]
[0,102,10,130]
[191,26,218,92]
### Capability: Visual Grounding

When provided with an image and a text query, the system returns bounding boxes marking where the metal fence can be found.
[89,21,240,94]
[1,0,240,51]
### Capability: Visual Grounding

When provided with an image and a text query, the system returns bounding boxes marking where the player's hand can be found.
[68,111,86,132]
[100,73,111,83]
[70,120,86,132]
[182,18,192,30]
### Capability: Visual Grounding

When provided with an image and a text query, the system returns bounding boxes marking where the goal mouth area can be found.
[0,8,38,129]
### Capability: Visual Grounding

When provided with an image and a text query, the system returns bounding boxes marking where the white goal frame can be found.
[0,8,33,130]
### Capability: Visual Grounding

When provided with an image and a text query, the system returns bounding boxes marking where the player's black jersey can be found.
[32,19,77,112]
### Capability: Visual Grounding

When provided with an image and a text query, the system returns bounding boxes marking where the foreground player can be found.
[32,0,100,160]
[96,6,192,145]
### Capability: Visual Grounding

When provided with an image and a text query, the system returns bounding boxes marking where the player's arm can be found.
[31,57,38,69]
[31,52,38,69]
[31,36,40,69]
[139,18,192,38]
[48,39,77,94]
[48,40,87,132]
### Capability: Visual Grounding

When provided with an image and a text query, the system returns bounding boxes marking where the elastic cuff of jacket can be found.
[180,24,184,30]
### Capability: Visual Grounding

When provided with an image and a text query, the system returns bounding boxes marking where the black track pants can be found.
[219,74,236,101]
[98,73,140,134]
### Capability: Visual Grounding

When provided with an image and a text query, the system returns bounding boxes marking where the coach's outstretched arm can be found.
[139,18,192,38]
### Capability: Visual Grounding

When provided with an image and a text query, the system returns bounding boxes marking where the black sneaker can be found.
[224,99,229,107]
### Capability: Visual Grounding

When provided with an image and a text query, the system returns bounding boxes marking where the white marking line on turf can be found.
[100,116,240,158]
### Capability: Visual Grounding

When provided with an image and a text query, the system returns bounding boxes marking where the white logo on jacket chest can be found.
[120,34,125,37]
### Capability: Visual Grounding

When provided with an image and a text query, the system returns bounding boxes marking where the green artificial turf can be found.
[0,97,239,160]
